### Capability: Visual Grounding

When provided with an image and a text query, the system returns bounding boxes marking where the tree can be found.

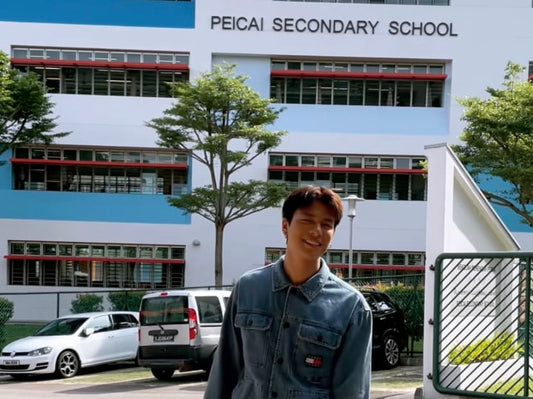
[453,62,533,227]
[0,51,69,159]
[147,64,288,286]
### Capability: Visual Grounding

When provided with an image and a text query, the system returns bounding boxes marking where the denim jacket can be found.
[204,257,372,399]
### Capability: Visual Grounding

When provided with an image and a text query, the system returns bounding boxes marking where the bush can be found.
[70,294,104,313]
[108,291,145,311]
[0,297,14,347]
[361,282,425,341]
[448,332,520,365]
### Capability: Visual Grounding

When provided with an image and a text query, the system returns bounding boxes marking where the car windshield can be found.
[34,317,88,336]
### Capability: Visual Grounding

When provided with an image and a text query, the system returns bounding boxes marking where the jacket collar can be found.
[271,256,330,302]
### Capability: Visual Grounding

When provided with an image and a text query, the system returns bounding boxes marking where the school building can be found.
[1,1,532,311]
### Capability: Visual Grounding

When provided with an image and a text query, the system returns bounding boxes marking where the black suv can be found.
[360,289,408,369]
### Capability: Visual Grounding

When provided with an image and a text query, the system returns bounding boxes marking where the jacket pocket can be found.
[235,312,272,367]
[292,322,341,388]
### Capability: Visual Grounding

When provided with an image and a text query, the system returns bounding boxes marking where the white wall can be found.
[423,143,519,399]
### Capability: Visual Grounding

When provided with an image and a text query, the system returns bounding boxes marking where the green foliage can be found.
[147,63,288,286]
[382,284,424,341]
[452,61,533,227]
[363,282,425,343]
[448,332,520,365]
[483,377,533,396]
[2,324,39,347]
[108,291,145,311]
[0,50,69,158]
[0,297,14,347]
[70,294,104,314]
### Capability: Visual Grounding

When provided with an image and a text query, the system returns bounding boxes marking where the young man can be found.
[205,186,372,398]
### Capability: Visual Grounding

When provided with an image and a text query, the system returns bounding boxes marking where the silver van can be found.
[138,289,230,380]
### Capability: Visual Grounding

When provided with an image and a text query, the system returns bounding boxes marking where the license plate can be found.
[3,360,20,365]
[153,335,174,343]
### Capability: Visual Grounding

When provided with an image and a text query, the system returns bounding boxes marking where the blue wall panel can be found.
[0,151,190,224]
[0,0,195,28]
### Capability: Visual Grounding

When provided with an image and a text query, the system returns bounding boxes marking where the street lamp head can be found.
[342,194,365,218]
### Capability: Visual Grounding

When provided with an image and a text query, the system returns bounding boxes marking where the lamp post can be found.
[343,194,365,281]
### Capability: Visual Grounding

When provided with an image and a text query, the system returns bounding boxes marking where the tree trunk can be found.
[214,223,224,287]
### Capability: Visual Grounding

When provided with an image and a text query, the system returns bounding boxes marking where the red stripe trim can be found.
[10,158,188,170]
[529,74,533,81]
[268,165,426,175]
[11,58,189,71]
[329,264,425,271]
[271,70,447,81]
[5,255,184,264]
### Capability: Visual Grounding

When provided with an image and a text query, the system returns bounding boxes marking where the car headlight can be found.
[27,347,53,356]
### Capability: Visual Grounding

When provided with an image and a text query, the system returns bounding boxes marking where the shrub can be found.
[0,297,14,347]
[448,332,520,365]
[70,294,104,313]
[108,291,145,311]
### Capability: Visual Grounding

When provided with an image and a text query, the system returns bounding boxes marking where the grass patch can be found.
[483,377,533,396]
[2,324,41,346]
[65,368,153,384]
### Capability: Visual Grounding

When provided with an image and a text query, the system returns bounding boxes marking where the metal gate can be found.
[433,252,533,398]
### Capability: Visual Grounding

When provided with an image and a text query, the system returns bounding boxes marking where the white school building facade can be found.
[1,0,532,317]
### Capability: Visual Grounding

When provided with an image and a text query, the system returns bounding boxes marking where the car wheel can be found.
[133,350,140,366]
[381,334,401,369]
[151,367,175,381]
[55,350,80,378]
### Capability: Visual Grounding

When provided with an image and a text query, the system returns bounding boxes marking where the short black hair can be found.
[282,186,343,227]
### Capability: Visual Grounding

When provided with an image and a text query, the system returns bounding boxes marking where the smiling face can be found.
[282,200,337,265]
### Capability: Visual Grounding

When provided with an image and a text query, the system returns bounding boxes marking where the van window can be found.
[196,296,222,324]
[140,296,188,325]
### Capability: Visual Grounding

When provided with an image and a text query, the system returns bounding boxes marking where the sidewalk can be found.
[371,365,423,399]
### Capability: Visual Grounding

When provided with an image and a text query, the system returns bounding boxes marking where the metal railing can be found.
[433,252,533,398]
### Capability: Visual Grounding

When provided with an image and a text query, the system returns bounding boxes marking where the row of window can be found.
[12,47,189,65]
[265,248,425,266]
[269,153,425,169]
[271,77,443,107]
[14,65,187,97]
[13,147,188,164]
[8,259,184,289]
[269,171,427,200]
[273,0,448,4]
[272,60,445,74]
[9,241,185,260]
[13,164,188,195]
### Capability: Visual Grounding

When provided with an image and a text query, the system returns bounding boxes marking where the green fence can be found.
[433,252,533,398]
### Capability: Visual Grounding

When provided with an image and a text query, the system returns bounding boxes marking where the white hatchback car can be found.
[0,311,139,378]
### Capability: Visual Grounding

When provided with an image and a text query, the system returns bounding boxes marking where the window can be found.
[271,60,446,107]
[111,313,139,329]
[140,296,188,325]
[12,145,188,196]
[197,296,223,324]
[11,47,189,98]
[265,248,426,280]
[268,153,427,200]
[7,240,186,289]
[85,315,112,333]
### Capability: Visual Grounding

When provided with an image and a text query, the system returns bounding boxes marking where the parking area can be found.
[0,363,423,398]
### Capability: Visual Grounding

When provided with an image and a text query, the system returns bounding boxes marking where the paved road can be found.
[0,364,423,398]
